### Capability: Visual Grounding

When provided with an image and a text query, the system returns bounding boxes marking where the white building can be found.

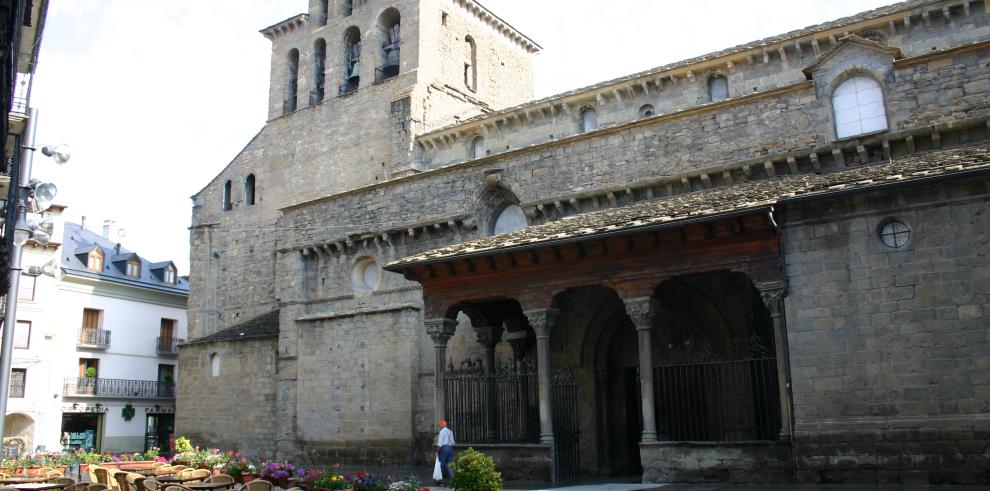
[5,215,188,454]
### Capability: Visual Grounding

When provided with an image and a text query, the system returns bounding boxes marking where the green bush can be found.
[449,448,502,491]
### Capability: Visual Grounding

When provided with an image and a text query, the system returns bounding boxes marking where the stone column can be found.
[475,324,504,440]
[623,297,659,443]
[760,286,793,440]
[523,308,560,444]
[426,318,458,423]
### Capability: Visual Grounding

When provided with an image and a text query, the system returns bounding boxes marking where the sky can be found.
[28,0,895,275]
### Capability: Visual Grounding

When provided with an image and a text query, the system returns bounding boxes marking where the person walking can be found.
[436,419,455,483]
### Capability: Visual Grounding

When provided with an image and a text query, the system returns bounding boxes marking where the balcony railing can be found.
[10,97,27,116]
[375,64,399,83]
[338,79,359,96]
[77,329,111,349]
[63,377,175,399]
[156,337,183,355]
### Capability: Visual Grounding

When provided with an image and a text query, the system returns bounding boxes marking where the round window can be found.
[352,258,380,291]
[879,220,910,248]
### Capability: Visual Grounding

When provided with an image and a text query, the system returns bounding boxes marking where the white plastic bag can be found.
[433,455,443,481]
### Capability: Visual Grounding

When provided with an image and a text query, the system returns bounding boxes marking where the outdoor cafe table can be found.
[154,476,203,484]
[8,483,69,491]
[0,478,48,485]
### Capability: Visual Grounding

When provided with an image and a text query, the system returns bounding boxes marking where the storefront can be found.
[144,407,174,453]
[61,404,107,451]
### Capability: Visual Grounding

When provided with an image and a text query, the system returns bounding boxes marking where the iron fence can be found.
[653,356,780,442]
[77,328,111,348]
[443,358,539,444]
[338,79,359,96]
[63,377,175,399]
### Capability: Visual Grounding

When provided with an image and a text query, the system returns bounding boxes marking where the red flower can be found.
[356,471,365,478]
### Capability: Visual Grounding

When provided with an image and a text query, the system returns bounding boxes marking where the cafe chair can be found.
[203,475,233,484]
[242,480,273,491]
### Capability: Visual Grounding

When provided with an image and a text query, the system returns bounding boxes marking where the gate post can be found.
[426,318,459,423]
[759,285,793,440]
[475,324,504,441]
[623,297,659,443]
[523,308,560,444]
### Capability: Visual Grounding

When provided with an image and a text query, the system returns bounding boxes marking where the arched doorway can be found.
[3,413,34,456]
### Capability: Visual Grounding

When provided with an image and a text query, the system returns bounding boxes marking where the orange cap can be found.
[439,420,447,427]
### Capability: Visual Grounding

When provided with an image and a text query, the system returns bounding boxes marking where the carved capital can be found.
[759,288,786,317]
[425,318,458,345]
[523,308,560,338]
[505,330,531,358]
[623,296,659,331]
[474,324,504,348]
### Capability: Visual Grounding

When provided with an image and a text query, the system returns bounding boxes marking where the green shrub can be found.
[449,448,502,491]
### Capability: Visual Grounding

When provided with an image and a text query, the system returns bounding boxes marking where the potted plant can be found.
[225,458,258,484]
[260,461,297,489]
[312,467,352,491]
[449,448,502,491]
[348,471,392,491]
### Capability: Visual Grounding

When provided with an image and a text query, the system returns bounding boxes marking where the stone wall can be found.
[640,441,793,484]
[176,338,279,456]
[782,174,990,484]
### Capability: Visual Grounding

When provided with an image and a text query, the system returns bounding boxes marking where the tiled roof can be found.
[423,0,935,136]
[389,143,990,267]
[60,222,189,293]
[183,310,279,345]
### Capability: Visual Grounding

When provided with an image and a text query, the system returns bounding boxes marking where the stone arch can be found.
[706,72,729,102]
[473,183,525,236]
[828,70,889,139]
[464,35,478,91]
[375,7,401,76]
[342,26,362,90]
[3,413,34,455]
[285,48,299,113]
[312,38,327,104]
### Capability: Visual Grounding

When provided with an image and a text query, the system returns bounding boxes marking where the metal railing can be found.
[156,337,182,355]
[375,64,399,83]
[10,97,27,116]
[443,360,539,444]
[63,377,175,399]
[77,329,111,349]
[309,88,324,106]
[653,357,780,442]
[338,79,359,96]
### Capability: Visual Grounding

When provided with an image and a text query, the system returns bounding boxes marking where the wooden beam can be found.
[487,256,497,271]
[446,262,457,276]
[576,243,587,258]
[527,250,539,264]
[626,236,635,251]
[600,239,609,255]
[427,264,436,278]
[507,252,517,267]
[465,258,476,273]
[553,246,563,261]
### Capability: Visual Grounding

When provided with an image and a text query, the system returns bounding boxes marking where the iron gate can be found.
[552,367,580,485]
[443,358,539,443]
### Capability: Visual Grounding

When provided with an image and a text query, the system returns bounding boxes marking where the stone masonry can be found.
[180,0,990,484]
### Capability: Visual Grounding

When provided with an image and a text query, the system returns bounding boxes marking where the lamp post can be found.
[0,107,69,444]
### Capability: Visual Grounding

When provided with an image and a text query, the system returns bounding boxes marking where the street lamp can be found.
[0,107,71,445]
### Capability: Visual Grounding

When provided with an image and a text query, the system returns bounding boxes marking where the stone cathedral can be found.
[179,0,990,485]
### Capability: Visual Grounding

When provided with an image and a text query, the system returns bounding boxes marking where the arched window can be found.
[87,249,104,272]
[285,49,299,113]
[471,136,485,159]
[316,0,328,25]
[464,36,477,91]
[222,180,232,211]
[493,204,528,235]
[343,0,353,16]
[342,27,361,94]
[708,74,729,102]
[639,104,655,118]
[312,39,326,104]
[244,174,256,206]
[580,108,598,132]
[832,76,888,139]
[210,353,220,377]
[376,8,401,82]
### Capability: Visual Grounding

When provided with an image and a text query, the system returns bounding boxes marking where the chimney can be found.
[102,220,113,239]
[81,216,87,230]
[115,243,121,255]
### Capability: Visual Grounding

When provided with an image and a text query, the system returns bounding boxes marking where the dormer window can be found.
[87,249,104,272]
[163,266,177,285]
[126,258,141,278]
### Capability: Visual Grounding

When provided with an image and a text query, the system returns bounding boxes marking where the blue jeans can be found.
[438,445,455,479]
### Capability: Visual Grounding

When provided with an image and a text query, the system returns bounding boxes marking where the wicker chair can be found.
[49,477,75,486]
[113,471,131,491]
[150,464,166,471]
[242,479,273,491]
[34,467,54,476]
[162,485,194,491]
[86,485,110,491]
[93,467,110,486]
[64,483,89,491]
[182,469,211,484]
[167,466,186,473]
[203,475,233,485]
[140,479,161,491]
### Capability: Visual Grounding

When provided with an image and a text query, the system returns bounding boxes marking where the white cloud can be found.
[28,0,893,274]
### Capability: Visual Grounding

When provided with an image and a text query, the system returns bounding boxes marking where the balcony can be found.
[77,329,111,349]
[338,78,359,96]
[63,377,175,399]
[156,337,183,355]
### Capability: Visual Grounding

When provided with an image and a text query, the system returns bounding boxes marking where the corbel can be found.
[553,200,565,214]
[942,5,951,23]
[639,81,651,95]
[461,218,477,231]
[725,60,736,74]
[809,151,821,171]
[777,47,788,63]
[857,145,869,163]
[685,70,695,83]
[832,148,845,167]
[699,173,712,188]
[905,135,916,153]
[606,191,617,207]
[786,157,798,174]
[764,160,776,177]
[596,93,607,106]
[722,170,733,185]
[921,10,931,27]
[762,48,770,64]
[931,129,941,148]
[882,140,892,161]
[811,38,820,55]
[903,15,912,29]
[742,163,753,179]
[680,177,691,192]
[612,89,623,101]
